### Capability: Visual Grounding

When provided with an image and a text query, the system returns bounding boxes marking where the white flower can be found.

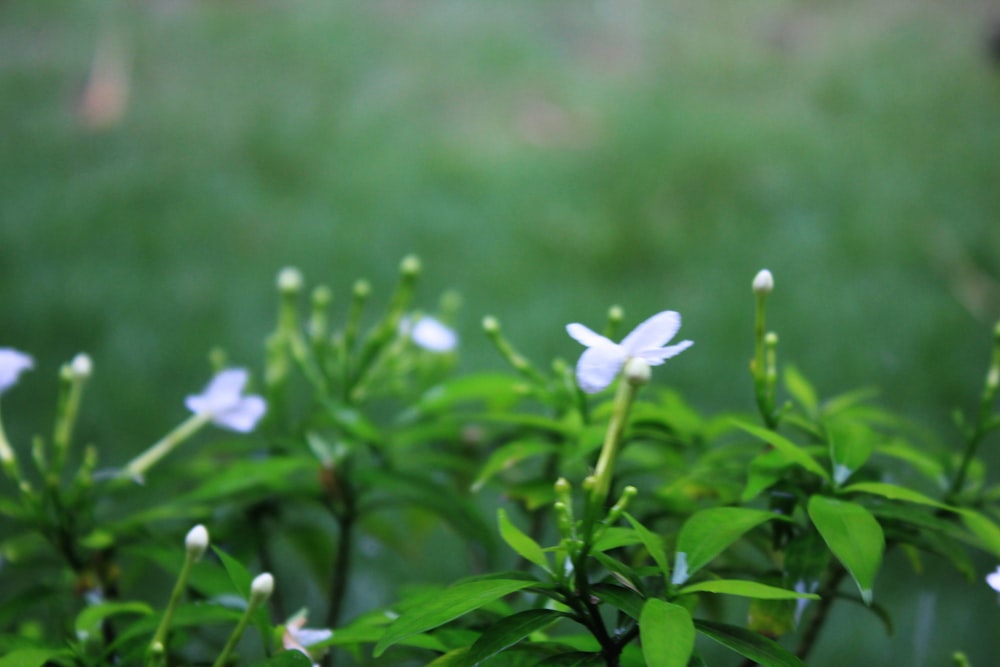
[987,566,1000,593]
[403,316,458,352]
[0,348,34,394]
[70,353,93,380]
[282,614,333,666]
[184,369,266,433]
[566,311,693,393]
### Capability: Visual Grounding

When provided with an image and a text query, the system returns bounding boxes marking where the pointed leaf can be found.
[249,651,314,667]
[471,440,558,492]
[675,508,784,582]
[695,620,806,667]
[784,365,818,416]
[807,496,884,604]
[639,599,694,667]
[826,417,876,485]
[679,580,819,600]
[498,509,550,572]
[958,509,1000,559]
[733,420,830,480]
[466,609,565,665]
[842,482,950,510]
[623,513,670,580]
[374,578,538,657]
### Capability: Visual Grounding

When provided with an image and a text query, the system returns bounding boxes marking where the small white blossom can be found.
[403,316,458,352]
[185,369,266,433]
[987,566,1000,593]
[0,348,34,394]
[282,614,333,667]
[566,311,693,393]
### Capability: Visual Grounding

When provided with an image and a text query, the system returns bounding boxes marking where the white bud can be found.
[185,524,209,560]
[251,572,274,601]
[276,267,304,293]
[482,315,500,334]
[753,269,774,295]
[624,357,651,386]
[70,353,93,380]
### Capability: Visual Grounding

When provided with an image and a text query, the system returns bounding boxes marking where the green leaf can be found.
[874,439,946,486]
[498,509,550,572]
[0,648,73,667]
[807,495,884,604]
[958,509,1000,559]
[639,599,694,667]
[470,440,557,492]
[75,601,153,639]
[748,598,795,638]
[733,420,830,481]
[374,577,538,657]
[842,482,950,510]
[591,583,645,620]
[695,620,806,667]
[535,653,603,666]
[674,507,784,584]
[679,580,819,600]
[784,365,818,417]
[623,513,670,581]
[826,417,876,485]
[466,609,565,665]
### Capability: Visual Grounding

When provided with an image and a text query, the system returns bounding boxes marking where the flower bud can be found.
[277,267,304,294]
[482,315,500,335]
[607,305,623,324]
[753,269,774,295]
[624,357,651,387]
[251,572,274,602]
[70,353,93,380]
[352,279,371,299]
[399,255,422,278]
[185,524,209,560]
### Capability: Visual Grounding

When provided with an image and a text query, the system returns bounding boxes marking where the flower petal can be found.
[214,395,267,433]
[637,340,694,365]
[576,344,625,393]
[411,316,458,352]
[988,567,1000,593]
[620,311,681,355]
[0,348,34,394]
[566,323,612,348]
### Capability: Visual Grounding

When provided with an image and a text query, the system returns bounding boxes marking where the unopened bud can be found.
[753,269,774,295]
[624,357,651,386]
[277,267,304,294]
[250,572,274,602]
[185,524,209,560]
[482,316,500,335]
[353,279,371,299]
[608,305,623,324]
[399,255,422,278]
[312,285,332,307]
[70,353,93,380]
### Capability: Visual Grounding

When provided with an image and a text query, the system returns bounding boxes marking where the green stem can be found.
[147,548,199,667]
[121,412,211,480]
[211,593,267,667]
[587,372,641,530]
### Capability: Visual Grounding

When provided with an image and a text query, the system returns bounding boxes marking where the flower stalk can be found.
[147,525,210,667]
[211,573,274,667]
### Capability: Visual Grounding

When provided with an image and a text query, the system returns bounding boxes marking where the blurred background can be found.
[2,0,1000,663]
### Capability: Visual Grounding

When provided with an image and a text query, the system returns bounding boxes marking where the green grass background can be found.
[2,0,1000,663]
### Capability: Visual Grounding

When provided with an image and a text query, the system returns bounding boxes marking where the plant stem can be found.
[122,413,210,480]
[795,563,846,661]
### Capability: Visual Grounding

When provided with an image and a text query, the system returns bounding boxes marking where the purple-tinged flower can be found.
[566,311,693,393]
[185,369,266,432]
[0,348,33,394]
